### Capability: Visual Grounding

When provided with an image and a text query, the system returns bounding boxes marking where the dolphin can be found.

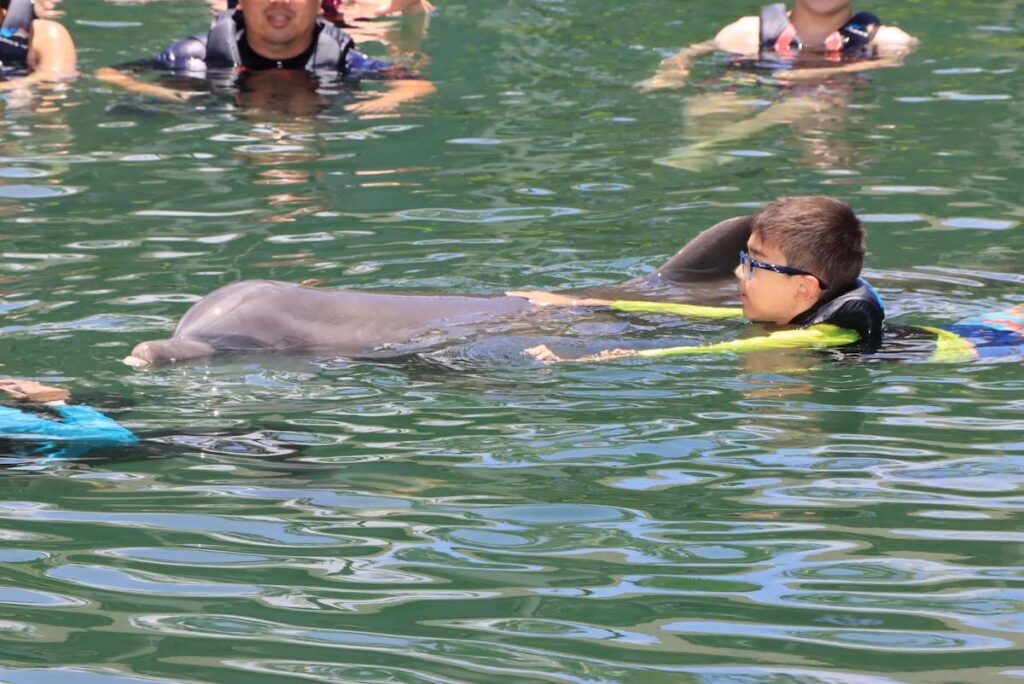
[124,216,753,366]
[125,280,535,366]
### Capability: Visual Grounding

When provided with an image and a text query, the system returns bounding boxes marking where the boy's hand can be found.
[506,291,611,308]
[525,345,563,363]
[525,345,637,363]
[0,379,71,403]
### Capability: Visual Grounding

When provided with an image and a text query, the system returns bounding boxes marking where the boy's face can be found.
[736,231,822,324]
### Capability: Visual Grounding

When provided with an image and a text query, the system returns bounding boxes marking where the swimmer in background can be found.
[96,0,435,115]
[0,0,76,92]
[636,1,917,171]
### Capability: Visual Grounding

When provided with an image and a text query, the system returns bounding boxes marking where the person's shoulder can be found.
[712,16,760,54]
[29,18,73,45]
[872,25,918,49]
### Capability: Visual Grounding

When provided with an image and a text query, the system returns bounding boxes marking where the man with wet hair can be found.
[97,0,434,112]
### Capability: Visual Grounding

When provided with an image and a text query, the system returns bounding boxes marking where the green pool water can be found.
[0,0,1022,681]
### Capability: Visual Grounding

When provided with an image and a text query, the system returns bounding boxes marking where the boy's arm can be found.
[636,16,759,92]
[95,35,206,102]
[528,325,861,363]
[506,291,743,319]
[0,379,70,403]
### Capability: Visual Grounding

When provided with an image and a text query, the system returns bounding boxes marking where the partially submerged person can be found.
[223,0,434,19]
[636,1,918,171]
[0,0,76,91]
[519,196,882,360]
[638,0,917,91]
[122,196,1022,368]
[515,197,1022,364]
[0,379,137,445]
[96,0,435,113]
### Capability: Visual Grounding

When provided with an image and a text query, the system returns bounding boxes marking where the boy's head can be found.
[737,196,865,324]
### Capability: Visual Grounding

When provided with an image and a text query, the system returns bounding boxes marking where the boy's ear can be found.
[797,275,821,301]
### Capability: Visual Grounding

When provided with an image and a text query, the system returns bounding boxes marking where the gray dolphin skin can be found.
[124,216,754,366]
[125,280,534,366]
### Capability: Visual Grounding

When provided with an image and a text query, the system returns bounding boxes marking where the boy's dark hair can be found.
[752,196,865,292]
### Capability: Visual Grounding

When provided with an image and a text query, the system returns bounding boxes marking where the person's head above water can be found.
[738,195,865,324]
[232,0,324,60]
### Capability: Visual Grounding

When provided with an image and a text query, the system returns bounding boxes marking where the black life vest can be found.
[204,10,354,72]
[759,3,880,60]
[791,278,885,350]
[0,0,35,69]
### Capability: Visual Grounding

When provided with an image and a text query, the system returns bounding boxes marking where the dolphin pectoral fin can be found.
[123,338,218,367]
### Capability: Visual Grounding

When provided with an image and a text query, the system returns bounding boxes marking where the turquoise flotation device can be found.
[0,403,138,445]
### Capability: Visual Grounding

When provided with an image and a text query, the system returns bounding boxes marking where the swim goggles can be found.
[739,250,828,290]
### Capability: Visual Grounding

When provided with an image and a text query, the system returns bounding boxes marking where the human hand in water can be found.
[0,379,70,403]
[506,291,612,308]
[525,345,636,363]
[34,0,63,18]
[634,72,689,93]
[525,344,562,363]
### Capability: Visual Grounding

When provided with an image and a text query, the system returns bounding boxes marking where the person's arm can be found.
[527,324,861,363]
[0,18,76,92]
[345,48,435,113]
[0,379,70,403]
[33,0,63,18]
[635,16,759,92]
[506,290,744,319]
[776,25,918,81]
[373,0,434,16]
[349,78,436,114]
[95,67,197,102]
[0,379,138,444]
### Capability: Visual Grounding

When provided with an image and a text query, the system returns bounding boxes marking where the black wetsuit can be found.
[152,10,391,77]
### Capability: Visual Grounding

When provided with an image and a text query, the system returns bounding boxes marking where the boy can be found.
[637,0,917,91]
[514,195,884,361]
[515,197,1022,364]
